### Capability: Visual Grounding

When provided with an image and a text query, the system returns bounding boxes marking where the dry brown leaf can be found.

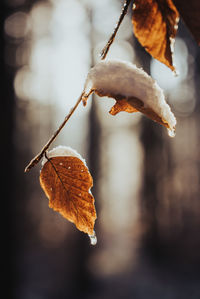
[173,0,200,45]
[132,0,179,71]
[84,60,176,137]
[40,156,96,236]
[108,94,168,128]
[96,91,169,129]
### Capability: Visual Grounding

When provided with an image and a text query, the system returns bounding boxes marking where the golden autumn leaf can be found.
[39,147,97,241]
[132,0,179,71]
[107,94,169,129]
[84,60,176,137]
[173,0,200,45]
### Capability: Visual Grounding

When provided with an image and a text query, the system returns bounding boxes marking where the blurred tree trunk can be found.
[140,119,165,261]
[133,38,165,260]
[139,23,200,269]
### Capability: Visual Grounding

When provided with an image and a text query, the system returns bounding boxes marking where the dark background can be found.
[2,0,200,298]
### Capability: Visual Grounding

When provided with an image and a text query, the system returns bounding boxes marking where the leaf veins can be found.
[40,156,96,235]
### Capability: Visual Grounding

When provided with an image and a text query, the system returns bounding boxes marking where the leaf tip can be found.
[109,105,119,115]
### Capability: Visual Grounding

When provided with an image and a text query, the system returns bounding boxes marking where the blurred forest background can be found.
[2,0,200,298]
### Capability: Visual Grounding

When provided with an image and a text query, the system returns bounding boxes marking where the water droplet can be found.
[173,68,179,77]
[68,166,71,169]
[167,128,176,138]
[59,162,63,165]
[79,193,81,196]
[88,231,97,246]
[81,169,84,172]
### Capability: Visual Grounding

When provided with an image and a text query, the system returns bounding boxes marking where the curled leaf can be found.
[84,60,176,136]
[132,0,179,71]
[39,146,97,240]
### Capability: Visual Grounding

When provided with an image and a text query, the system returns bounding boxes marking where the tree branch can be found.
[25,91,86,172]
[100,0,132,60]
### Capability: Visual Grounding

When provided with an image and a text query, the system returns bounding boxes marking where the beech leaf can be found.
[83,60,176,137]
[132,0,179,71]
[39,146,97,244]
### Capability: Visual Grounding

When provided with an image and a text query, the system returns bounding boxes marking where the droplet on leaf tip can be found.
[167,128,176,138]
[173,68,179,77]
[88,231,97,246]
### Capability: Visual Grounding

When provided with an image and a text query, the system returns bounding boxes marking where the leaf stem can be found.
[100,0,132,60]
[25,91,85,172]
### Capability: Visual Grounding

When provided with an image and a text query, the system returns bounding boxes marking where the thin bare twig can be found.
[25,92,85,172]
[100,0,132,60]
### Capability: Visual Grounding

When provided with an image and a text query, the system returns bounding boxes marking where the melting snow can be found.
[42,145,86,166]
[84,59,176,132]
